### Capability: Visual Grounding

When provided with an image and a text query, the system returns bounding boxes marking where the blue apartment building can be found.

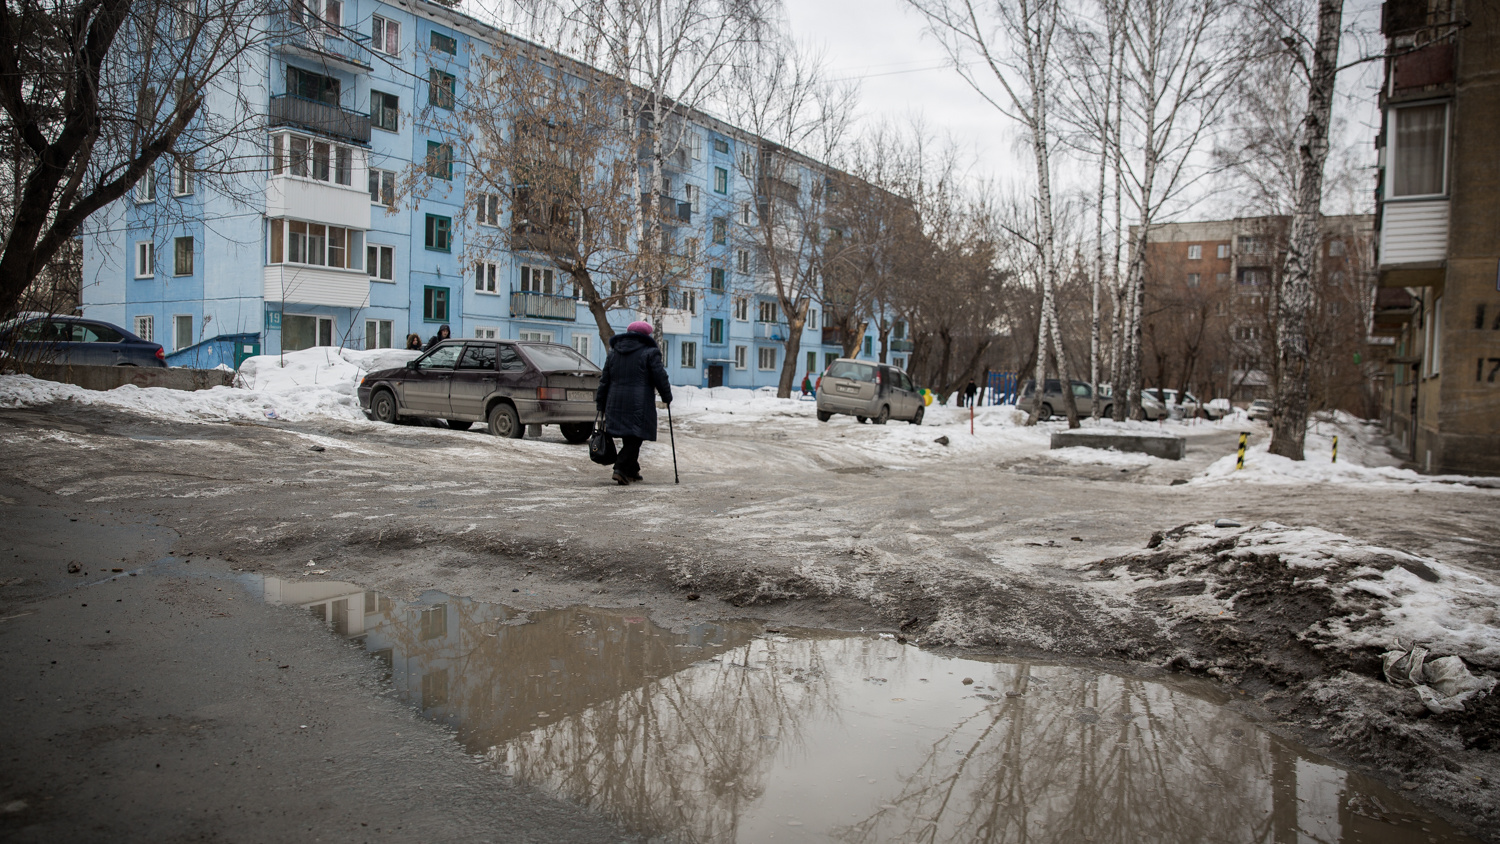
[80,0,879,387]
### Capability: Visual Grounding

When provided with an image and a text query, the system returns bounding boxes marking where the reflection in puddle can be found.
[258,577,1478,844]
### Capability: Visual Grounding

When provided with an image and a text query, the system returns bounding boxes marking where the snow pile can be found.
[0,347,419,424]
[1095,522,1500,667]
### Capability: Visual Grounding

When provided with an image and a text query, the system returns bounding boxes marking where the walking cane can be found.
[667,403,680,484]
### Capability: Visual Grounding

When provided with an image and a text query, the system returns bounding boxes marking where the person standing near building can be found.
[596,321,672,486]
[425,324,451,351]
[964,379,978,408]
[405,333,424,351]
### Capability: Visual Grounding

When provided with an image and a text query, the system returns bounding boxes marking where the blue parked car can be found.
[0,314,166,368]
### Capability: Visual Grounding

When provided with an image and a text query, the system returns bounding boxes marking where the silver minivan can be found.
[815,359,925,425]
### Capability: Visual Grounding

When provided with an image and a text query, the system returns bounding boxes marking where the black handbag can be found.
[588,413,616,465]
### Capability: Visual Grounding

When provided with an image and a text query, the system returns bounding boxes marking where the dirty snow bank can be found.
[1094,521,1500,668]
[0,347,419,424]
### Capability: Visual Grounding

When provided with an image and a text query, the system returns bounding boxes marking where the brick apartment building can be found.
[1372,0,1500,475]
[1137,214,1375,409]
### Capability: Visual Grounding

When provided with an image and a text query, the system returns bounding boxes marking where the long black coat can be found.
[596,332,673,440]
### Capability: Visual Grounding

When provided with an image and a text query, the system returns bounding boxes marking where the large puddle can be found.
[257,577,1479,843]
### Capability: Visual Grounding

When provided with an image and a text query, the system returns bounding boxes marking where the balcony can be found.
[264,265,370,309]
[275,16,372,73]
[510,290,578,321]
[270,94,371,145]
[890,338,914,353]
[641,193,692,226]
[757,321,788,341]
[821,326,845,347]
[1379,199,1448,281]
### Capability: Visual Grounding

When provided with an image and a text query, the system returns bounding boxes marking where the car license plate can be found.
[567,390,594,402]
[836,383,857,393]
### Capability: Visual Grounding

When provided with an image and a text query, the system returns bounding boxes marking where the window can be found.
[710,267,725,292]
[426,141,453,180]
[423,286,449,321]
[171,0,196,38]
[273,131,355,186]
[1238,268,1268,286]
[713,167,728,194]
[369,168,396,205]
[1187,244,1201,260]
[807,309,818,330]
[572,334,591,358]
[736,248,749,273]
[287,66,339,105]
[1186,273,1200,287]
[732,296,748,321]
[686,183,700,213]
[1239,236,1266,254]
[173,236,194,276]
[134,315,154,342]
[365,319,393,349]
[1216,272,1230,284]
[458,344,497,370]
[713,138,729,154]
[520,265,555,294]
[734,344,747,370]
[1217,243,1229,259]
[172,155,193,196]
[681,341,697,368]
[1391,103,1447,198]
[690,133,702,160]
[477,193,500,226]
[173,314,193,350]
[1426,296,1442,377]
[367,244,394,281]
[134,168,155,203]
[863,336,873,356]
[518,330,553,342]
[740,204,751,225]
[371,91,399,132]
[282,314,334,350]
[758,300,778,323]
[430,31,457,54]
[371,15,399,55]
[757,346,776,370]
[134,242,154,278]
[712,217,727,245]
[709,318,724,344]
[269,220,364,269]
[474,326,498,340]
[1328,239,1346,257]
[429,70,456,109]
[475,260,499,294]
[425,214,451,251]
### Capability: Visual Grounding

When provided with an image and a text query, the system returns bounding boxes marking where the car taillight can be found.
[154,347,165,361]
[538,387,568,400]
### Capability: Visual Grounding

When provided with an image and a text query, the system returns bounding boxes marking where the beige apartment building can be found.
[1373,0,1500,475]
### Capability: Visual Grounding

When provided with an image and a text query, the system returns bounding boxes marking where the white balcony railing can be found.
[1380,200,1449,266]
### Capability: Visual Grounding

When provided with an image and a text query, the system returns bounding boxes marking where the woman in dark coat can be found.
[596,321,673,485]
[405,333,424,351]
[425,324,451,350]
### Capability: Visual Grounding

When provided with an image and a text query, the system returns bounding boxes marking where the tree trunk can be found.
[1269,0,1343,461]
[776,300,806,398]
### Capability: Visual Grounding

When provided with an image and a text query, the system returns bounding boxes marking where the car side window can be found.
[1072,383,1091,398]
[417,345,462,370]
[496,345,526,371]
[898,372,914,392]
[457,344,497,371]
[87,323,123,342]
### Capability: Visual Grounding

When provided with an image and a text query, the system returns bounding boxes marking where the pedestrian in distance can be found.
[405,333,424,351]
[596,321,673,486]
[964,379,978,408]
[801,372,814,397]
[424,324,451,351]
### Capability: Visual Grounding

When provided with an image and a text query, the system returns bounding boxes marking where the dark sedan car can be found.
[358,339,600,440]
[0,314,166,367]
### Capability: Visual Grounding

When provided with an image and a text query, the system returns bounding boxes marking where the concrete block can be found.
[1050,429,1186,460]
[13,361,234,392]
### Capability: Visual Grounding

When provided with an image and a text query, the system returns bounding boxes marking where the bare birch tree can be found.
[904,0,1082,428]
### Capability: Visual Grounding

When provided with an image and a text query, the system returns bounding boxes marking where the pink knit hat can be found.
[627,320,654,335]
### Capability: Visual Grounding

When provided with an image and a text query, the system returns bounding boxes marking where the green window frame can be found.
[709,318,724,345]
[425,214,452,251]
[426,141,453,180]
[712,217,727,245]
[713,167,728,194]
[710,267,725,292]
[428,69,455,109]
[713,138,729,154]
[423,286,450,322]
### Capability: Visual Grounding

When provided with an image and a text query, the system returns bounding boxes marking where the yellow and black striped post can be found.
[1332,435,1338,463]
[1236,432,1248,470]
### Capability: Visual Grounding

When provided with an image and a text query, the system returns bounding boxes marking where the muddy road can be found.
[1,400,1496,841]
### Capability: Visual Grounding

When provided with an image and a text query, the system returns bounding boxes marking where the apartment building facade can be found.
[80,0,869,389]
[1373,0,1500,474]
[1137,215,1375,408]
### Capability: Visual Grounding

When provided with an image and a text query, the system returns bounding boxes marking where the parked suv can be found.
[0,314,166,367]
[1018,379,1113,421]
[358,339,600,440]
[816,359,925,425]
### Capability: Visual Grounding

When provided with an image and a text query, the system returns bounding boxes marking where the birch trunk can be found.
[1268,0,1343,460]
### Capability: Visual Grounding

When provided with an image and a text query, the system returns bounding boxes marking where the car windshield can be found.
[826,361,876,382]
[521,343,599,372]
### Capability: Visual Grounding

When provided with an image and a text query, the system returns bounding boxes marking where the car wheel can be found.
[1037,403,1053,422]
[447,420,473,431]
[816,410,832,422]
[873,405,890,425]
[487,403,523,439]
[560,422,592,444]
[856,415,868,424]
[371,389,399,424]
[1101,404,1113,419]
[909,406,924,426]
